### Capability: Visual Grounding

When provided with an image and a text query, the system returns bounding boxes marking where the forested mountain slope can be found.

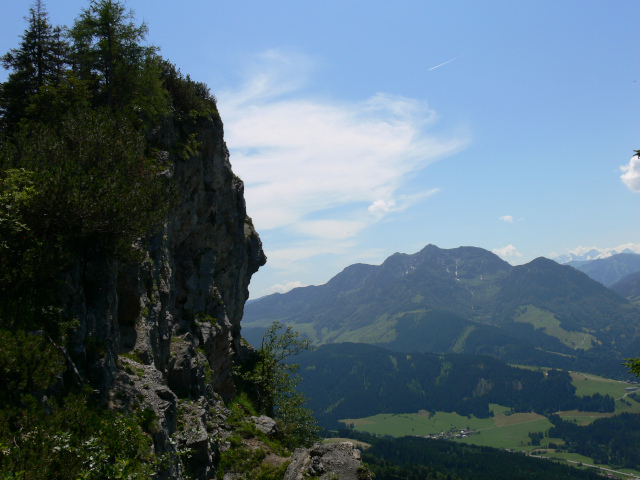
[611,271,640,303]
[294,342,614,427]
[244,245,640,375]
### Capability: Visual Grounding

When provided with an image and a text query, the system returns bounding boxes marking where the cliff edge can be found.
[58,112,266,478]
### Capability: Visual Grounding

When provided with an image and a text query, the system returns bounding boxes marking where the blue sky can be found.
[2,1,639,298]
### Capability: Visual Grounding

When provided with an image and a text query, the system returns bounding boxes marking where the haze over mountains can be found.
[243,244,640,376]
[560,252,640,287]
[553,247,640,265]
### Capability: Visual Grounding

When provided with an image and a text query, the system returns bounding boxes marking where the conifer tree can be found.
[69,0,168,118]
[0,1,67,129]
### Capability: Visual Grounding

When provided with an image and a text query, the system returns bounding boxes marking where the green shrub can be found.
[0,393,158,479]
[216,446,267,480]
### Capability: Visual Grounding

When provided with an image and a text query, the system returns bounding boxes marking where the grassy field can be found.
[338,370,640,444]
[513,305,595,350]
[340,406,554,451]
[340,411,495,437]
[569,371,633,397]
[545,452,640,479]
[559,396,640,425]
[332,314,398,344]
[457,416,554,450]
[492,410,544,427]
[337,370,640,477]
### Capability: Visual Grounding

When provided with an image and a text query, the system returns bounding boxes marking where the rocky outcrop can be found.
[56,111,266,479]
[284,442,371,480]
[251,415,278,436]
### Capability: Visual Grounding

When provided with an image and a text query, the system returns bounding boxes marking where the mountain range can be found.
[553,247,639,264]
[243,245,640,376]
[562,253,640,287]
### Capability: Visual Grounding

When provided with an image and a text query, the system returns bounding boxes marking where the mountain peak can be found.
[243,243,639,377]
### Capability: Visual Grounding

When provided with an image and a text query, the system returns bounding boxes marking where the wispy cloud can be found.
[493,244,522,259]
[621,155,640,192]
[261,238,359,276]
[218,50,469,276]
[500,215,514,223]
[266,281,306,295]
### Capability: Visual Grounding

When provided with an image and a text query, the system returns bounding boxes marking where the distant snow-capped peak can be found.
[554,245,640,264]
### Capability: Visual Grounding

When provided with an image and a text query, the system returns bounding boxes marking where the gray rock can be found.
[283,442,371,480]
[53,111,265,480]
[251,415,278,436]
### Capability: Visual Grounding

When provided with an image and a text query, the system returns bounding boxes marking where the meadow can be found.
[513,305,596,350]
[338,371,640,444]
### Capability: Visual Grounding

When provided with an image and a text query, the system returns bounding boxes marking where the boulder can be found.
[251,415,278,436]
[283,442,371,480]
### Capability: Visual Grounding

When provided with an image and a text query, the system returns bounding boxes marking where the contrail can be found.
[428,56,460,71]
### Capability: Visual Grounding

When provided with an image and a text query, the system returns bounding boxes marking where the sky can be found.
[1,1,639,299]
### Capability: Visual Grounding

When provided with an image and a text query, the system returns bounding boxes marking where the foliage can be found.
[0,330,159,479]
[0,392,157,479]
[0,0,176,337]
[0,108,172,335]
[623,333,640,400]
[255,322,311,414]
[334,430,602,480]
[214,395,292,480]
[215,442,289,480]
[8,108,170,257]
[547,412,640,469]
[238,322,320,448]
[0,1,69,129]
[69,0,168,120]
[295,343,616,428]
[1,0,177,132]
[623,357,640,377]
[0,1,221,477]
[0,330,65,405]
[160,61,217,118]
[216,446,265,479]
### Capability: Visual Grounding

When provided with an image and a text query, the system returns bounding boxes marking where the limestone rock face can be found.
[284,442,371,480]
[58,112,266,479]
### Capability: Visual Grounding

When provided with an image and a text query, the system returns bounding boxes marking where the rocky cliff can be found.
[57,111,266,478]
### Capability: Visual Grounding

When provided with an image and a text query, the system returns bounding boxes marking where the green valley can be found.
[332,369,640,478]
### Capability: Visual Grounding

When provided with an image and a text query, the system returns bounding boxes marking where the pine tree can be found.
[0,1,67,129]
[69,0,168,118]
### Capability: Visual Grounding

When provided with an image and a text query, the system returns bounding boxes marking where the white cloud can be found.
[218,50,469,244]
[567,243,640,258]
[493,244,522,258]
[500,215,514,223]
[266,281,306,295]
[566,245,599,256]
[609,243,640,255]
[620,155,640,192]
[369,199,397,215]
